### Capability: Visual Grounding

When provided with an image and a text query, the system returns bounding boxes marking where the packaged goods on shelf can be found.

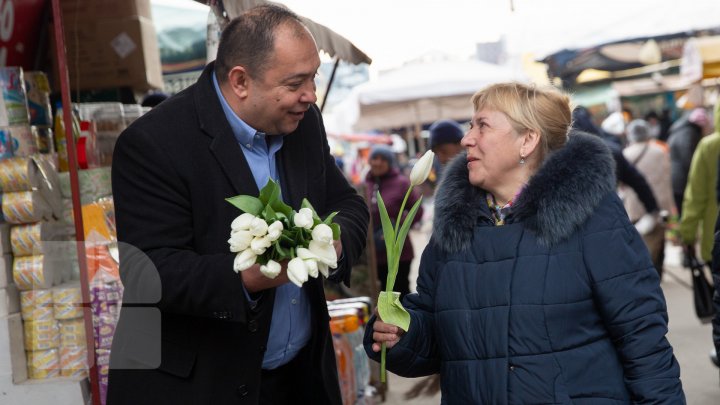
[34,126,54,154]
[2,191,52,224]
[20,289,54,321]
[96,348,111,403]
[331,326,357,405]
[57,167,112,203]
[0,156,48,192]
[10,221,66,256]
[0,67,30,127]
[0,130,13,159]
[52,104,80,172]
[59,318,85,347]
[24,319,59,351]
[24,71,52,127]
[12,254,66,290]
[60,345,87,378]
[53,284,83,320]
[0,125,38,157]
[82,199,116,243]
[26,348,60,379]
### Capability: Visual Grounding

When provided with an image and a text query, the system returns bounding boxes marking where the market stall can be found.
[1,1,378,404]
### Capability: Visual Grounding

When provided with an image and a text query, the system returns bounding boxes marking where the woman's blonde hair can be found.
[471,82,572,160]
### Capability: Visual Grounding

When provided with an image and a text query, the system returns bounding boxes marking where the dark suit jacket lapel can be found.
[277,113,309,210]
[195,62,259,198]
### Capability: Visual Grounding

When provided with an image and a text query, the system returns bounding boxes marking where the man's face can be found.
[242,24,320,135]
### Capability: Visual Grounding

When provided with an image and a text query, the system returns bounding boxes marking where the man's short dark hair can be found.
[215,4,304,83]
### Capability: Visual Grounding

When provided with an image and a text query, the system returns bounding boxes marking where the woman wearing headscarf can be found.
[365,83,684,403]
[365,145,423,298]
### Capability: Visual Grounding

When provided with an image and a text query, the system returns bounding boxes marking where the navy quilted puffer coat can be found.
[365,133,685,404]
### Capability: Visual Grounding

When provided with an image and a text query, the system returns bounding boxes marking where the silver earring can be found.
[519,155,526,165]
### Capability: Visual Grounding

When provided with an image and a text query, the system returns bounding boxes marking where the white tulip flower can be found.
[228,230,253,253]
[267,221,284,241]
[259,260,281,279]
[233,249,257,273]
[231,213,256,231]
[293,208,314,229]
[287,257,309,287]
[249,217,269,236]
[295,248,321,278]
[410,150,435,186]
[311,223,334,245]
[308,240,337,269]
[250,235,272,255]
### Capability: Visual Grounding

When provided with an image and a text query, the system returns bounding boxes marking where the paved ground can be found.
[377,214,719,404]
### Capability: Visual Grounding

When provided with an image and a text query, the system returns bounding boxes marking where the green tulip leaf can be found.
[262,204,277,221]
[225,195,263,215]
[377,291,410,332]
[394,196,423,256]
[259,179,280,205]
[323,211,338,225]
[271,199,293,217]
[274,240,288,257]
[376,192,396,260]
[330,223,341,240]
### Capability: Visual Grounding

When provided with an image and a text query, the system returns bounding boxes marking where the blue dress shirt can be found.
[213,74,311,370]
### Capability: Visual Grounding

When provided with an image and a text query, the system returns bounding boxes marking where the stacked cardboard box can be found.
[54,0,162,91]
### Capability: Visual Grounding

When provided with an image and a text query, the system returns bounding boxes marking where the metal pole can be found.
[320,58,341,113]
[50,1,100,404]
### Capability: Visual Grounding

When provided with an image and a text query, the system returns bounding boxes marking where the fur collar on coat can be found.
[433,132,616,252]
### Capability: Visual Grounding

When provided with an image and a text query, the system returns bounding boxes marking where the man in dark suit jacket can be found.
[107,5,368,404]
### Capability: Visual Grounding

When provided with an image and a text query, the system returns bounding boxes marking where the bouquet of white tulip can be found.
[226,179,340,287]
[375,149,435,382]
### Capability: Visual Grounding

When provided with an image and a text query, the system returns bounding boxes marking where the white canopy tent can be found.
[328,59,527,133]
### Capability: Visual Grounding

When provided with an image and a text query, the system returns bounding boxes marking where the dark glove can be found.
[682,243,696,269]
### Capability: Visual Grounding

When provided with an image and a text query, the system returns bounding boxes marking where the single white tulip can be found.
[250,235,272,255]
[267,221,284,241]
[228,230,253,253]
[296,247,315,260]
[410,150,435,186]
[287,257,309,287]
[311,223,334,245]
[296,248,321,279]
[233,249,257,273]
[231,213,256,231]
[317,262,329,278]
[249,217,269,236]
[259,260,281,279]
[308,240,337,269]
[293,208,314,229]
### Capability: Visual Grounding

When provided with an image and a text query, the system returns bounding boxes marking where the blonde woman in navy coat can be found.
[366,83,685,404]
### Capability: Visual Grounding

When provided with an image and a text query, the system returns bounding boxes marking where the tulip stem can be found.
[381,343,387,382]
[393,187,414,238]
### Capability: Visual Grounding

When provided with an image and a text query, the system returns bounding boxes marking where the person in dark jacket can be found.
[573,106,659,218]
[668,107,709,216]
[366,83,684,403]
[107,5,368,405]
[365,145,423,298]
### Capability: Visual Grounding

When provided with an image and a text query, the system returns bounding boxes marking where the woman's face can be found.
[461,108,525,191]
[369,156,391,177]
